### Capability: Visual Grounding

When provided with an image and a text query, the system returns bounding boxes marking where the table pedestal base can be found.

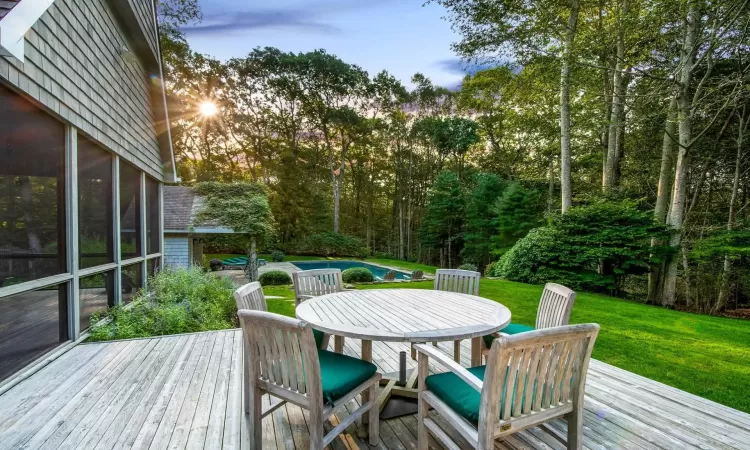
[378,351,420,419]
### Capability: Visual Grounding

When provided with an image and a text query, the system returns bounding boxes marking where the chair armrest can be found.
[414,344,483,392]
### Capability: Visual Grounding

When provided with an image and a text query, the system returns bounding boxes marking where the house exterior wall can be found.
[0,0,169,385]
[164,237,191,268]
[0,0,167,180]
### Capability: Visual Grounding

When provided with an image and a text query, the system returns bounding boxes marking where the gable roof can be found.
[163,186,237,234]
[0,1,21,19]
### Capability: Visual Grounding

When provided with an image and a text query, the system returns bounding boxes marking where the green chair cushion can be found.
[318,349,377,404]
[425,365,535,424]
[313,329,325,349]
[482,323,535,348]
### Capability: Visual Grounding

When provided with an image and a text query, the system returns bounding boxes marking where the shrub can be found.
[291,232,366,257]
[484,261,498,277]
[494,200,668,294]
[342,267,374,283]
[271,250,285,262]
[209,259,223,271]
[88,267,236,341]
[202,234,253,254]
[259,270,292,286]
[457,263,478,272]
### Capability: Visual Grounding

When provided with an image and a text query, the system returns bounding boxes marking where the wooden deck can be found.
[0,329,749,450]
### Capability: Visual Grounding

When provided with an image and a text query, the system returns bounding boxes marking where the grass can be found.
[357,279,750,414]
[217,253,750,413]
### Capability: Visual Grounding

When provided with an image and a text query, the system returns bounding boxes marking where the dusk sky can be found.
[182,0,472,89]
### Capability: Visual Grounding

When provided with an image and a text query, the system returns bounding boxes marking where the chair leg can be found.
[417,352,429,450]
[247,386,262,449]
[320,333,331,350]
[334,335,345,354]
[566,406,583,450]
[453,340,461,363]
[309,406,325,449]
[368,382,379,445]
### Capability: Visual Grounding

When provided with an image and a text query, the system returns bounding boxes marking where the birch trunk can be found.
[647,97,678,303]
[662,1,699,307]
[560,0,580,213]
[604,0,628,191]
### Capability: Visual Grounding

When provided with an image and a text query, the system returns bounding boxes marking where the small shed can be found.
[163,186,239,268]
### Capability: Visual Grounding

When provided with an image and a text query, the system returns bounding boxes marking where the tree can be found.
[494,182,543,254]
[462,173,506,268]
[194,182,275,280]
[421,171,465,267]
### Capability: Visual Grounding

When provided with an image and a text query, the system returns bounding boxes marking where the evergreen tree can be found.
[421,171,465,267]
[462,173,506,268]
[493,182,543,255]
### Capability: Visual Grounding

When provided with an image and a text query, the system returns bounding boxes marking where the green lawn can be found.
[357,279,750,414]
[254,256,750,414]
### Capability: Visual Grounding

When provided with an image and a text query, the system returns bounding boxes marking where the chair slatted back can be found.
[434,269,481,296]
[482,324,599,426]
[234,282,267,311]
[383,270,396,281]
[411,269,424,280]
[292,269,344,305]
[536,283,576,329]
[238,310,322,401]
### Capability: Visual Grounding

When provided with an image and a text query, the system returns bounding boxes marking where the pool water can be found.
[291,260,411,281]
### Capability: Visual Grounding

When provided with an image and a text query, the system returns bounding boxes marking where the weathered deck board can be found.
[0,329,748,450]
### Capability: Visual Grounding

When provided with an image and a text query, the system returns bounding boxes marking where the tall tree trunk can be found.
[648,97,678,304]
[604,0,628,191]
[662,1,699,307]
[718,106,747,310]
[548,156,555,215]
[19,177,42,254]
[560,0,580,213]
[249,237,258,282]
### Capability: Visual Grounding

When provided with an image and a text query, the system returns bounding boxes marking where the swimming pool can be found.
[291,260,411,281]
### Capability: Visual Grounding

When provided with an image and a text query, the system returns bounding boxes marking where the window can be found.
[120,162,141,259]
[145,177,160,254]
[0,284,68,382]
[79,271,114,331]
[121,263,142,304]
[0,85,66,284]
[78,135,113,269]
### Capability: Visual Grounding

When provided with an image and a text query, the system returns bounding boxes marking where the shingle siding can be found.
[0,0,166,180]
[165,237,191,268]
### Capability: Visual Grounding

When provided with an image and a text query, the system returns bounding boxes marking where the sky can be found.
[182,0,471,89]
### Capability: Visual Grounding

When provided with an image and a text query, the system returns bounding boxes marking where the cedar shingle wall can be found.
[0,0,165,180]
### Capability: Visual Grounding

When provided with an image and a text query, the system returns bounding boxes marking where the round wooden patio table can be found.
[296,289,511,418]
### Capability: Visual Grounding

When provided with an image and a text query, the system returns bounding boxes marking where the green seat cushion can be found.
[483,323,535,348]
[425,365,535,423]
[318,349,377,404]
[313,329,325,349]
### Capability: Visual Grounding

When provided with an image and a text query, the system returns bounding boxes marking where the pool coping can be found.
[289,260,431,282]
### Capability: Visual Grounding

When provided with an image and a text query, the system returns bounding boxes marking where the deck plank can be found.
[0,329,749,450]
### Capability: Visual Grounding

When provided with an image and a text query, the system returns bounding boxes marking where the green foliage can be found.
[258,270,292,286]
[194,182,275,244]
[457,263,478,272]
[461,173,506,266]
[421,171,465,260]
[270,250,285,262]
[88,267,236,341]
[292,232,367,257]
[342,267,375,283]
[430,117,480,157]
[492,200,668,294]
[493,182,543,254]
[692,228,750,260]
[202,234,253,254]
